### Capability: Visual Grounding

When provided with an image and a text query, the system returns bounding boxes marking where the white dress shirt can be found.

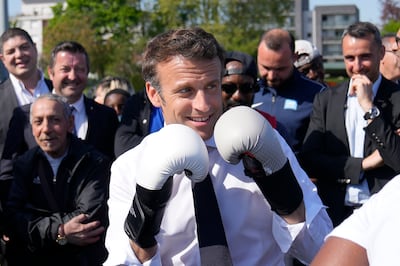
[327,174,400,265]
[344,75,381,206]
[69,95,88,140]
[10,71,50,106]
[104,129,332,266]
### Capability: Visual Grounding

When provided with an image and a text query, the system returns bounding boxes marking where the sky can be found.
[8,0,382,26]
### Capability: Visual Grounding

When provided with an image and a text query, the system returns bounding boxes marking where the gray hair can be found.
[30,94,72,124]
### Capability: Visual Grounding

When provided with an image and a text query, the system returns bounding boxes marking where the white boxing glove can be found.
[125,124,209,248]
[137,123,209,189]
[214,106,286,174]
[214,106,303,215]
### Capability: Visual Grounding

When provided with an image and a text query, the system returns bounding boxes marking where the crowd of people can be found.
[0,20,399,265]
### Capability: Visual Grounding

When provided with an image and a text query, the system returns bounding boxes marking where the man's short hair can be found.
[259,28,295,53]
[342,21,382,47]
[141,27,225,92]
[30,94,72,124]
[0,27,34,53]
[49,41,90,73]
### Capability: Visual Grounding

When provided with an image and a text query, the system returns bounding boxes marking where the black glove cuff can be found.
[245,159,303,215]
[124,177,173,248]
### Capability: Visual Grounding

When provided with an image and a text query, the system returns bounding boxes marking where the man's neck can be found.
[15,69,41,93]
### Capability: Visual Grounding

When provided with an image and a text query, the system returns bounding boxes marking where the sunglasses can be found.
[221,83,255,94]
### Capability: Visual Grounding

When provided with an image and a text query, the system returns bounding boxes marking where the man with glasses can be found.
[380,33,400,83]
[253,29,326,153]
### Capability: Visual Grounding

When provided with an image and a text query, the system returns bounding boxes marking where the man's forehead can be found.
[3,36,30,48]
[158,56,222,74]
[32,99,61,111]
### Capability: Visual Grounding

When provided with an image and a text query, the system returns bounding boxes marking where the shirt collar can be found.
[347,74,381,100]
[9,70,46,93]
[69,94,85,113]
[371,74,382,99]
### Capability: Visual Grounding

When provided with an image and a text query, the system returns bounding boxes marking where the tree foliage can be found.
[43,0,144,90]
[43,0,293,90]
[380,0,400,24]
[379,0,400,35]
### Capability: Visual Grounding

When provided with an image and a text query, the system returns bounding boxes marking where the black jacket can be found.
[0,78,52,155]
[114,90,153,157]
[300,76,400,225]
[4,136,110,266]
[0,96,118,208]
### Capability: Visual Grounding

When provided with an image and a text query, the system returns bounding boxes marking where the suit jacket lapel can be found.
[330,81,351,150]
[83,96,94,141]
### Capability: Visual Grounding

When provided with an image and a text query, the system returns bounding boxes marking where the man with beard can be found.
[253,29,326,153]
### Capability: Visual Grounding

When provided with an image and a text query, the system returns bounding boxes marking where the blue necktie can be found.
[70,105,77,136]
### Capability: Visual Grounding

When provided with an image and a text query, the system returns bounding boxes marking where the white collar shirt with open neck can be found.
[345,74,381,206]
[69,95,88,140]
[10,71,50,106]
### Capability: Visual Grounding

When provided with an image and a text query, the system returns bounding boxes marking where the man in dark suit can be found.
[300,22,400,226]
[114,90,162,157]
[0,41,118,208]
[0,28,52,156]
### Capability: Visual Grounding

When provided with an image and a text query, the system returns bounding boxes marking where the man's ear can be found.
[146,82,162,107]
[47,67,53,80]
[292,52,299,63]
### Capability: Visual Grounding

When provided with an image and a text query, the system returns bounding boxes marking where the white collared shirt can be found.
[104,130,332,266]
[69,95,88,140]
[345,75,381,206]
[10,71,50,106]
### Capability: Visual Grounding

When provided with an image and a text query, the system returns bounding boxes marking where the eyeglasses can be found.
[385,50,400,58]
[221,83,255,94]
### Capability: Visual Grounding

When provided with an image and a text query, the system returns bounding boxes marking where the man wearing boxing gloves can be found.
[104,27,332,266]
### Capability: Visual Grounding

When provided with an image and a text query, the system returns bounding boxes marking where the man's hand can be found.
[362,150,384,171]
[63,213,105,246]
[349,74,374,112]
[214,106,304,222]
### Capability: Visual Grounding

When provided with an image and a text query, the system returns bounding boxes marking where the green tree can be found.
[43,0,293,90]
[145,0,292,56]
[43,0,144,89]
[379,0,400,35]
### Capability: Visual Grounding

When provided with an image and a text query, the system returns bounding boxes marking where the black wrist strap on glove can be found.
[242,155,303,216]
[124,177,173,248]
